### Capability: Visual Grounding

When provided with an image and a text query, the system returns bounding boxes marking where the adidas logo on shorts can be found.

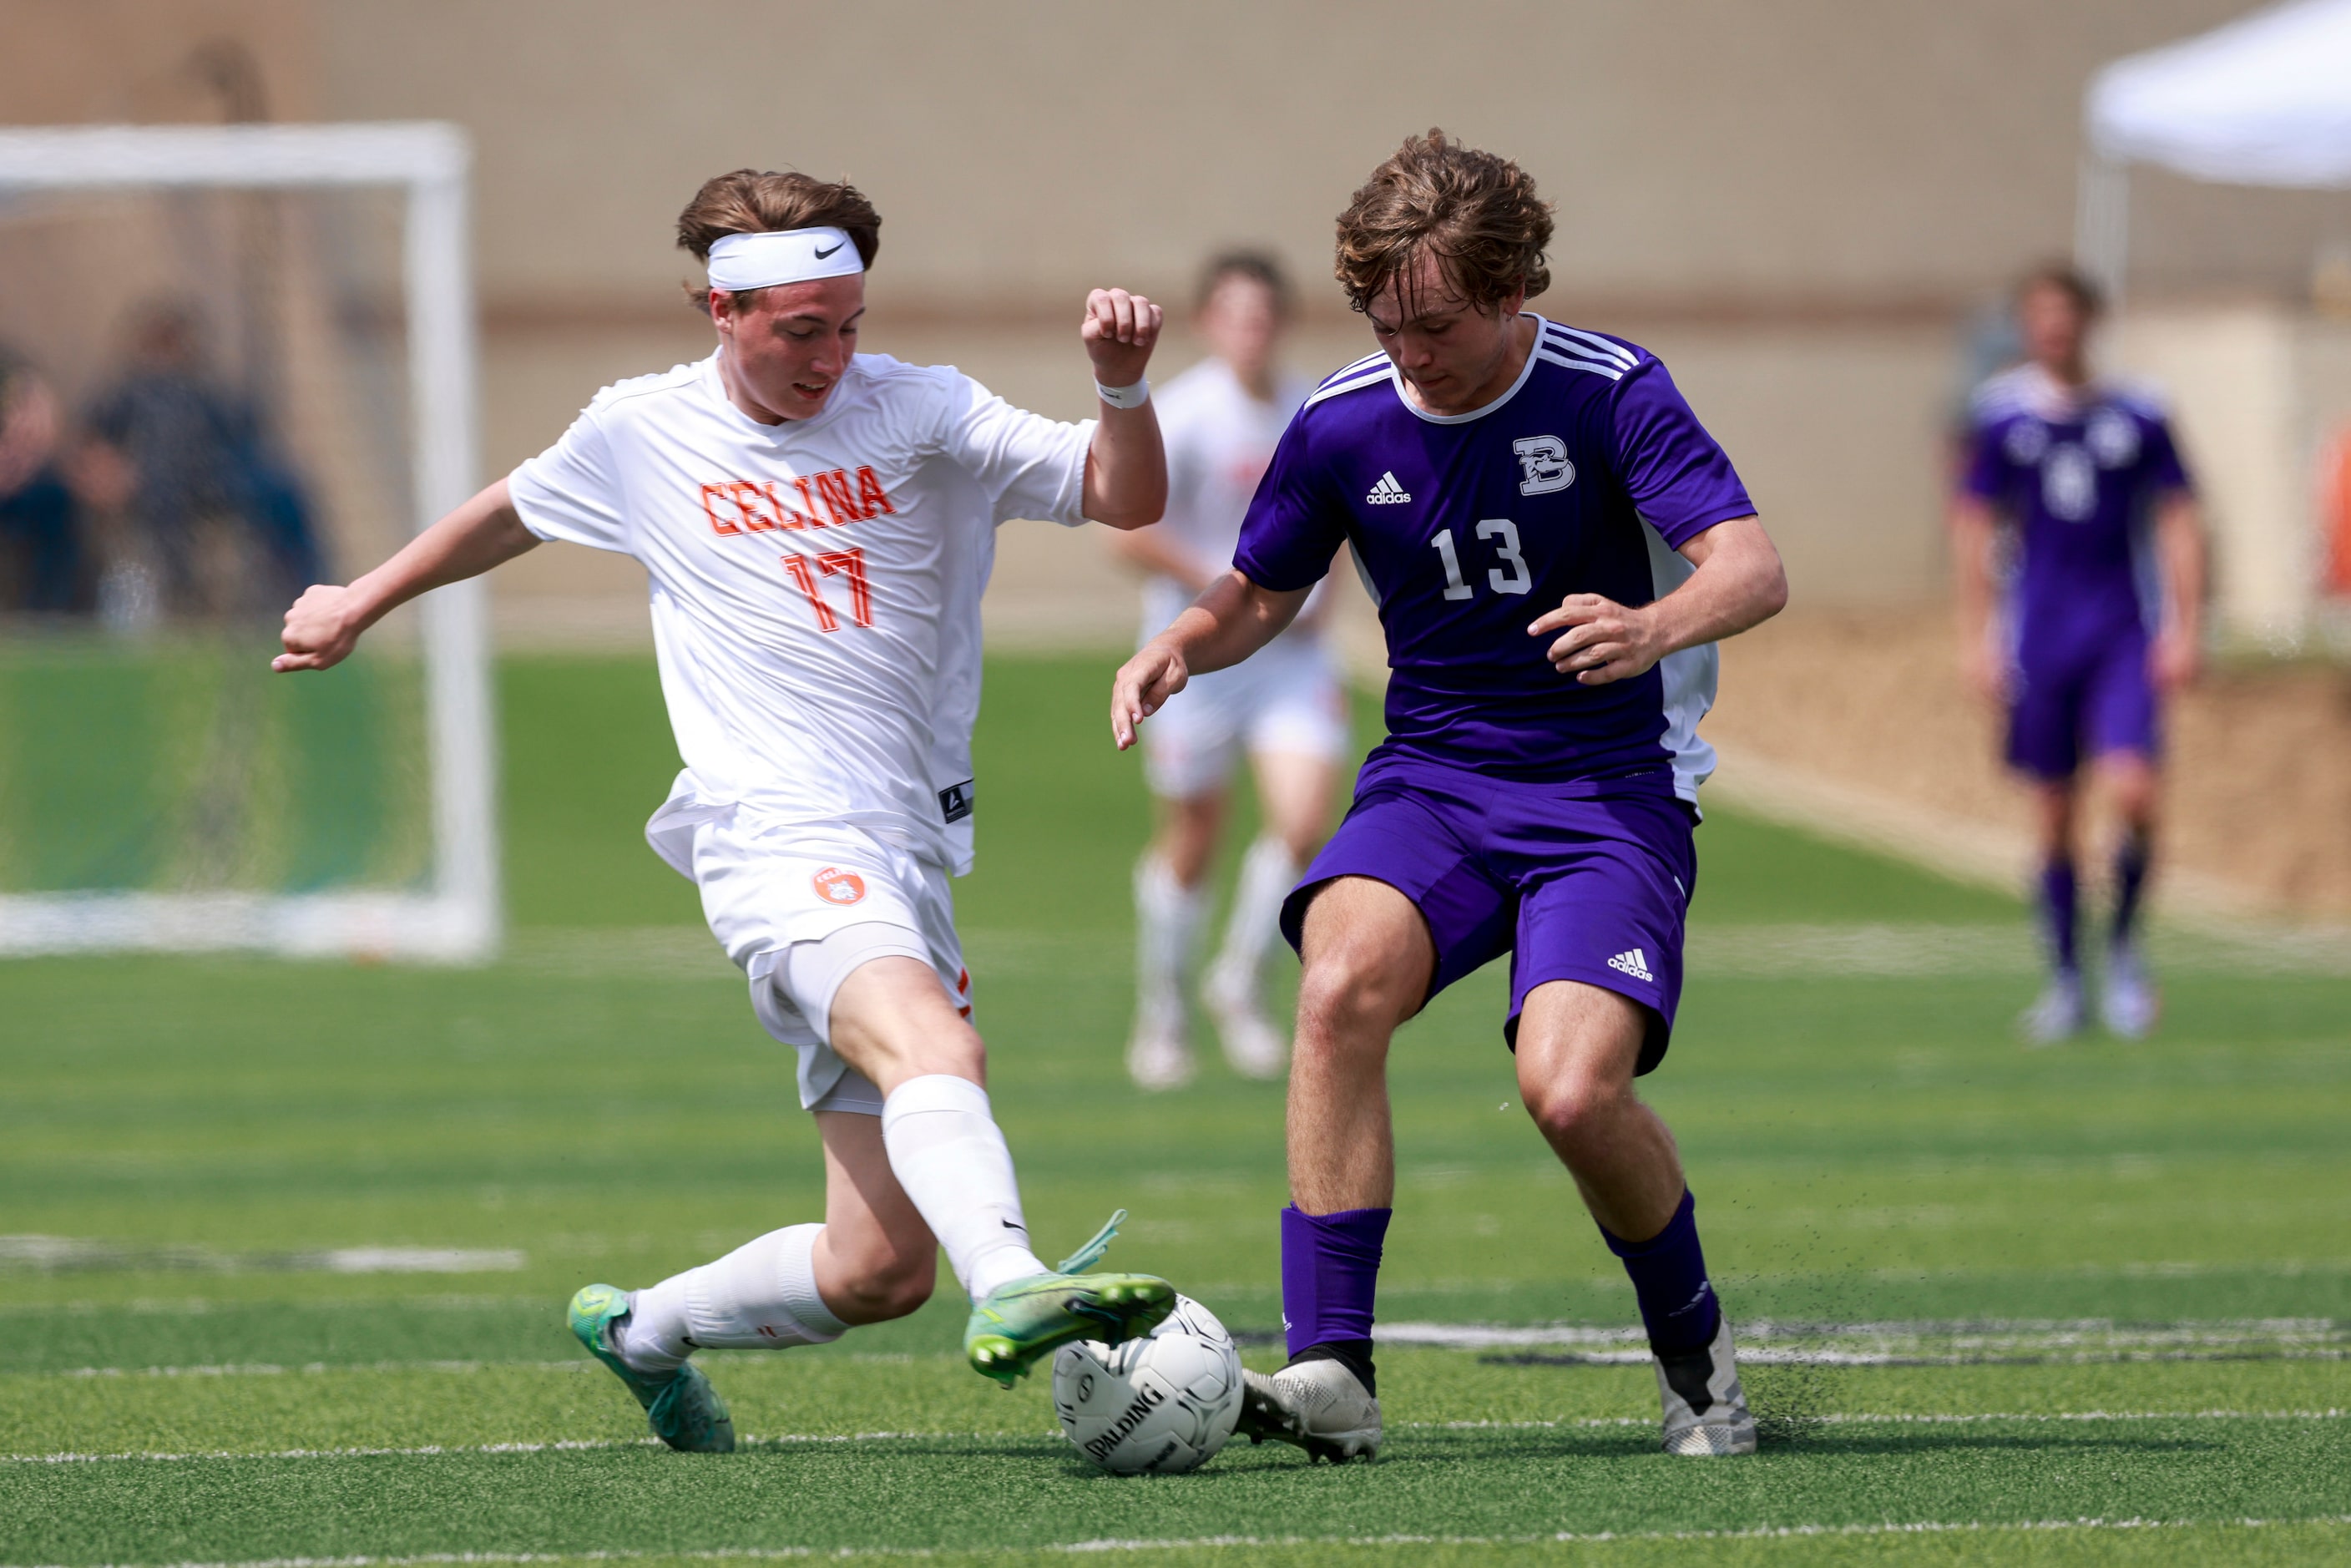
[1365,471,1412,504]
[1607,948,1656,983]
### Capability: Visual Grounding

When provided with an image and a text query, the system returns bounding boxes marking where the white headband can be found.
[705,227,864,291]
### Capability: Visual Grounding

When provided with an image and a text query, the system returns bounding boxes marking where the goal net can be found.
[0,124,497,961]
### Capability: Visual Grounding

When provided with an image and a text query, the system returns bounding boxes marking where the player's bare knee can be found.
[1297,945,1411,1041]
[1522,1070,1625,1146]
[830,1251,935,1324]
[918,1024,987,1084]
[861,1254,937,1321]
[2104,761,2158,826]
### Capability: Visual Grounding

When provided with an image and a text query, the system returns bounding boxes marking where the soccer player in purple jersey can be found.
[1951,266,2207,1044]
[1110,131,1788,1460]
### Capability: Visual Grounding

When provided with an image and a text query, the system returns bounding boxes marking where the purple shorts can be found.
[1279,752,1696,1074]
[2006,628,2160,781]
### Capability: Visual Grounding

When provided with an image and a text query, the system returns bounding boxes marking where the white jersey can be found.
[1140,357,1320,640]
[509,350,1092,874]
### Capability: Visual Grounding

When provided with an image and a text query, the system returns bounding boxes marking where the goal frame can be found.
[0,122,498,962]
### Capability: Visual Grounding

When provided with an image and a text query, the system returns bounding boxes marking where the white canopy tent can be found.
[2079,0,2351,298]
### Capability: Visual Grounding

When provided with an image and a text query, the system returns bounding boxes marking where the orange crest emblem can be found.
[812,867,867,905]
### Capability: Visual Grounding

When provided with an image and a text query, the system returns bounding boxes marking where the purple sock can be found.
[1600,1188,1721,1358]
[2040,857,2080,974]
[2111,831,2151,948]
[1280,1205,1390,1359]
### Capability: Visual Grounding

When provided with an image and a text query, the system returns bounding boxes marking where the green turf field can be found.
[3,653,2346,1566]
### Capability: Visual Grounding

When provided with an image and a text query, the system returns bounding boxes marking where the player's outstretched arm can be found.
[1947,493,2005,703]
[1078,287,1168,530]
[1529,513,1787,687]
[2150,490,2207,693]
[272,478,538,673]
[1110,569,1309,748]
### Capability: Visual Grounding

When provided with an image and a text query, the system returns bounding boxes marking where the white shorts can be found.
[1142,631,1348,800]
[648,802,969,1117]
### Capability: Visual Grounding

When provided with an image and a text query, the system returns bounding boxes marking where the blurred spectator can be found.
[78,300,326,619]
[0,346,96,615]
[2324,421,2351,597]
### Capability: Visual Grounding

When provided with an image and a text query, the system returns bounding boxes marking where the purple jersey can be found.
[1962,365,2192,660]
[1233,316,1756,797]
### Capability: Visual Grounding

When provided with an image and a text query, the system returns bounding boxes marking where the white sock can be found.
[1211,835,1300,996]
[619,1275,692,1372]
[1135,852,1205,1036]
[618,1222,847,1372]
[880,1075,1049,1300]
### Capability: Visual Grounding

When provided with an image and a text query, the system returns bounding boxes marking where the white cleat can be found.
[1203,959,1287,1080]
[2101,943,2159,1040]
[2018,971,2086,1046]
[1236,1358,1381,1463]
[1125,1026,1194,1092]
[1653,1315,1757,1457]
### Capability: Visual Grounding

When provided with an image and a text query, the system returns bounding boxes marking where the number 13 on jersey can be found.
[1432,519,1531,601]
[782,546,873,631]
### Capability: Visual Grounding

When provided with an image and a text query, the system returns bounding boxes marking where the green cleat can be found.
[568,1283,736,1453]
[962,1210,1176,1388]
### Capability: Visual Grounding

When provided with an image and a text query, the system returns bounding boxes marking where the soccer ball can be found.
[1053,1293,1243,1474]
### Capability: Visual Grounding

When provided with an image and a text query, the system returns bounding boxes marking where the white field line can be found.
[0,1237,524,1276]
[8,1409,2346,1465]
[1409,1409,2350,1429]
[512,919,2351,980]
[8,1514,2351,1567]
[1379,1317,2347,1363]
[33,1353,928,1380]
[19,1318,2344,1379]
[48,1362,592,1379]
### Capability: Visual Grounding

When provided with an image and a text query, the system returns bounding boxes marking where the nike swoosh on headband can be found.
[705,227,864,291]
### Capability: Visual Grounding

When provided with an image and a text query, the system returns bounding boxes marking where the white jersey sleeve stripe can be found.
[1315,351,1390,390]
[1542,323,1637,368]
[1304,364,1398,407]
[1534,347,1625,382]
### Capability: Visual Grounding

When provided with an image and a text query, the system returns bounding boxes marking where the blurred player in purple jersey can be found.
[1111,131,1787,1460]
[1951,266,2207,1044]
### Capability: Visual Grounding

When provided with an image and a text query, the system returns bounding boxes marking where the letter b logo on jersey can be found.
[812,867,867,905]
[1513,436,1575,496]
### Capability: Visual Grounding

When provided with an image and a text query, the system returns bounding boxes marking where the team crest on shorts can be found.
[812,867,867,905]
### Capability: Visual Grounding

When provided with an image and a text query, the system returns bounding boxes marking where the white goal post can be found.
[0,123,498,962]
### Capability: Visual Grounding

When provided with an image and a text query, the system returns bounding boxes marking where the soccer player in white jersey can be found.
[1111,251,1345,1090]
[274,169,1179,1451]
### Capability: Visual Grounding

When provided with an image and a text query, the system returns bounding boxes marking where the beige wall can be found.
[3,0,317,124]
[13,0,2351,637]
[312,0,2348,310]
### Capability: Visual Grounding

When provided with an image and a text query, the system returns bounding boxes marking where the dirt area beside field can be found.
[1708,610,2351,919]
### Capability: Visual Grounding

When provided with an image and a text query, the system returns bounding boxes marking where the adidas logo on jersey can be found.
[1365,471,1412,504]
[1607,948,1656,983]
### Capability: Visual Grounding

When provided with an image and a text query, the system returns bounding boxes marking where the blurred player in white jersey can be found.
[274,169,1178,1450]
[1110,252,1345,1090]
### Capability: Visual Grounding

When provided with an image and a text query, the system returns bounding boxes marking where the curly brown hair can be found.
[675,169,881,311]
[1334,129,1552,317]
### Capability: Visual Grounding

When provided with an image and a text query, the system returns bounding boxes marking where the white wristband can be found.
[1095,377,1150,411]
